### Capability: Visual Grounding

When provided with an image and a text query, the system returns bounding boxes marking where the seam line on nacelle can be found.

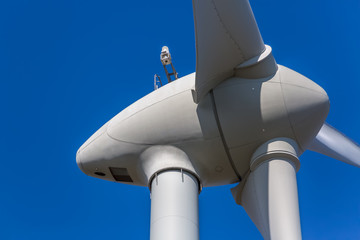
[278,70,303,152]
[108,88,192,130]
[210,90,242,181]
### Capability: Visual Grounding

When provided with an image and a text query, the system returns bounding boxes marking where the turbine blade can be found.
[308,122,360,167]
[239,159,302,240]
[192,0,272,102]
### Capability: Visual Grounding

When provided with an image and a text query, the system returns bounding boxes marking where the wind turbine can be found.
[76,0,360,239]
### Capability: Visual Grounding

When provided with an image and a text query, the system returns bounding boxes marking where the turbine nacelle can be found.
[77,1,359,239]
[77,63,330,187]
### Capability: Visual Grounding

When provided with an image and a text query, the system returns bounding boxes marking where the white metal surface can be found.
[139,145,199,187]
[76,73,239,186]
[241,138,302,240]
[192,0,266,102]
[309,122,360,167]
[150,170,199,240]
[76,64,330,186]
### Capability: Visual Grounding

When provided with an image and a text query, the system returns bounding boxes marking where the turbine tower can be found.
[76,1,360,239]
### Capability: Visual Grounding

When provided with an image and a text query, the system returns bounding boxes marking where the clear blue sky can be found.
[1,0,360,239]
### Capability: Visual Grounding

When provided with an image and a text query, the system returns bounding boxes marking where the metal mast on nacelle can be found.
[160,46,178,83]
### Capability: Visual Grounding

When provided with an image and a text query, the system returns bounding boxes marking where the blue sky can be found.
[1,0,360,239]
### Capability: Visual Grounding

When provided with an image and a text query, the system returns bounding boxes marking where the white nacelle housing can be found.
[77,64,329,187]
